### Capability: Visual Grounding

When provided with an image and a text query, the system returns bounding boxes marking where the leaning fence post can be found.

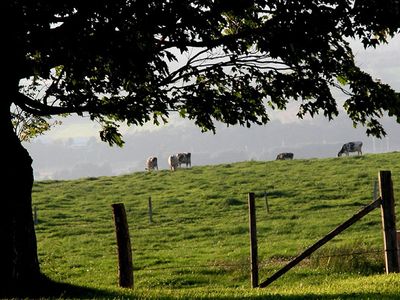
[248,192,259,288]
[264,191,270,213]
[378,171,399,273]
[148,196,153,224]
[112,203,134,288]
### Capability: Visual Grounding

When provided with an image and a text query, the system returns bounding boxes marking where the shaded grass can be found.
[13,273,400,299]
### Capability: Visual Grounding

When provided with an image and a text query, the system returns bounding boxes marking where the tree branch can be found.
[14,92,91,116]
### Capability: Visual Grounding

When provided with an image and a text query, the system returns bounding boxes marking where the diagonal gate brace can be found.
[259,197,382,288]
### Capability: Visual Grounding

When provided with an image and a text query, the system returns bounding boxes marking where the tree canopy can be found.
[8,0,400,142]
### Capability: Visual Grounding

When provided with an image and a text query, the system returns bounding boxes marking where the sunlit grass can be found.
[32,152,400,298]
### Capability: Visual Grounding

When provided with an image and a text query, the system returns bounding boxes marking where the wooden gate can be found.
[255,170,399,288]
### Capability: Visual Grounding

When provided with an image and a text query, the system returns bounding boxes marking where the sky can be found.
[23,36,400,180]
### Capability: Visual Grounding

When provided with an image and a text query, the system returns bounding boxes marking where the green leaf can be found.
[337,75,348,86]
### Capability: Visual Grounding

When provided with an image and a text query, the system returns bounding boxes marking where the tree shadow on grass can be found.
[2,275,399,299]
[0,274,122,299]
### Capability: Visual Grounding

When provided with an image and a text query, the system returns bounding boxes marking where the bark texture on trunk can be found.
[0,102,41,295]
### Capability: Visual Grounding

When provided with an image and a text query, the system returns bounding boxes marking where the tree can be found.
[3,0,400,296]
[12,106,62,142]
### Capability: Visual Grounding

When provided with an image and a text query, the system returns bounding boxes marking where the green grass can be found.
[32,152,400,299]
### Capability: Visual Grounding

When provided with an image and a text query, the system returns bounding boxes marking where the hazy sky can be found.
[24,36,400,180]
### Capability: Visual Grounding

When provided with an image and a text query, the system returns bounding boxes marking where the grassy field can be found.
[32,152,400,299]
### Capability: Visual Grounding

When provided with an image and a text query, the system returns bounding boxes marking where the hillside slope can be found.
[32,152,400,296]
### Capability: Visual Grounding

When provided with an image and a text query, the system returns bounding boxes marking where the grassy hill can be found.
[32,152,400,299]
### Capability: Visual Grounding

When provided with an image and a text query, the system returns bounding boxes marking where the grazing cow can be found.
[168,155,179,171]
[276,152,294,160]
[338,141,363,157]
[145,156,158,171]
[176,152,191,168]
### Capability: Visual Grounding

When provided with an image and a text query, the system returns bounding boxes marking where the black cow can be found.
[276,152,294,160]
[338,141,363,157]
[176,152,191,168]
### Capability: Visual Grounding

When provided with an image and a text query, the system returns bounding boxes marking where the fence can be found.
[109,171,399,289]
[252,170,399,288]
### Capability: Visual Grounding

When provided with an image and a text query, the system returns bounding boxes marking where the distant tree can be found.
[2,0,400,296]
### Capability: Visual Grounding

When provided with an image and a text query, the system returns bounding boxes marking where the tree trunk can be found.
[0,101,41,295]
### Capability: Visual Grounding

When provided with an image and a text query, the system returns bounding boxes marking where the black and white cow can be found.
[176,152,191,168]
[168,155,179,171]
[338,141,363,157]
[145,156,158,171]
[276,152,294,160]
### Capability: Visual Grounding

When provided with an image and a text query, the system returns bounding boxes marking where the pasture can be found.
[32,152,400,299]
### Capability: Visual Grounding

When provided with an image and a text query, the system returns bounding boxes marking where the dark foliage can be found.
[6,0,400,143]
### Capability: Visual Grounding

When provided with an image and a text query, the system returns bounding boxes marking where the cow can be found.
[176,152,191,168]
[338,141,363,157]
[168,155,179,171]
[145,156,158,171]
[276,152,294,160]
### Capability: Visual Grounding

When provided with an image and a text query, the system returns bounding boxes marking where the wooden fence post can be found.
[248,192,259,288]
[378,171,400,273]
[112,203,134,288]
[148,196,153,224]
[398,231,400,263]
[33,206,38,225]
[264,191,270,214]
